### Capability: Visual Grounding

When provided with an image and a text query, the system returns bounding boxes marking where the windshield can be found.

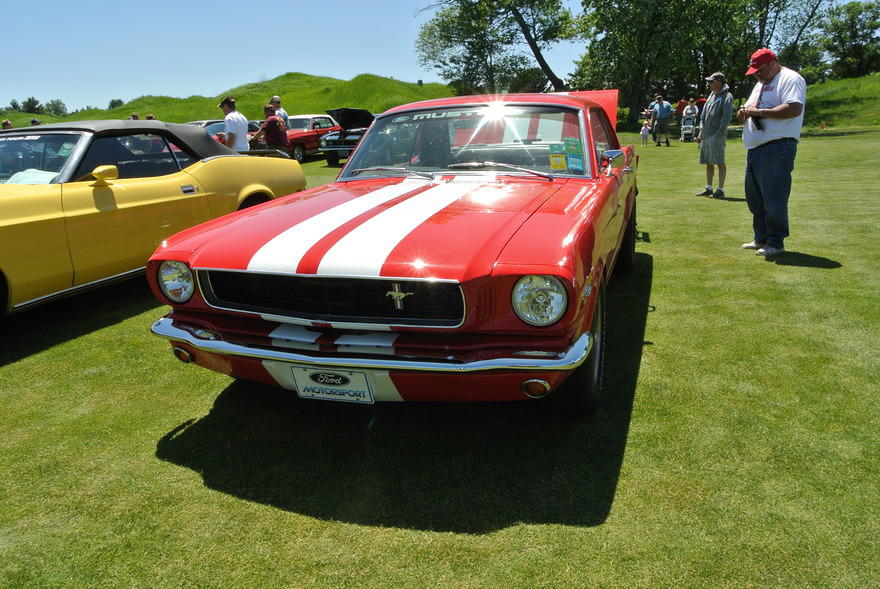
[0,133,81,184]
[342,104,588,179]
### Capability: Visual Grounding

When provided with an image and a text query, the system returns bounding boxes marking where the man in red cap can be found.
[736,48,806,257]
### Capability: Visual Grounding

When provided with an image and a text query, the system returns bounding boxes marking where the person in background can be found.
[696,95,707,114]
[696,72,733,198]
[30,119,40,126]
[217,96,250,152]
[130,113,140,120]
[675,96,688,127]
[270,95,289,129]
[737,48,806,257]
[250,104,290,151]
[650,94,673,146]
[1,119,12,129]
[145,114,155,120]
[640,120,651,147]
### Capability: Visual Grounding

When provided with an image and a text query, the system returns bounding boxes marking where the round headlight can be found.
[512,275,568,326]
[158,260,195,304]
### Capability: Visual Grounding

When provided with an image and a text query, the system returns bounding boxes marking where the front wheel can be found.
[326,153,339,166]
[557,283,605,415]
[291,144,305,162]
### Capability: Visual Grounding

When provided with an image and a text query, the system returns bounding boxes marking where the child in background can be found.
[640,121,651,147]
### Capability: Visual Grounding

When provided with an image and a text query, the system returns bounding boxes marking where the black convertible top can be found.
[0,120,237,159]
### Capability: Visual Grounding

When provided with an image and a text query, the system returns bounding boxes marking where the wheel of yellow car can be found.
[291,144,304,162]
[558,282,605,415]
[237,193,270,210]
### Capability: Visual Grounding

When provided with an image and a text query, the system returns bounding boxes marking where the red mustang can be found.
[147,92,638,413]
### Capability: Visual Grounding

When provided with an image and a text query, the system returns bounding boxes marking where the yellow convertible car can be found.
[0,120,306,314]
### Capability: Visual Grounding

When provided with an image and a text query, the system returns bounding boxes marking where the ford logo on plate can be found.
[309,372,350,386]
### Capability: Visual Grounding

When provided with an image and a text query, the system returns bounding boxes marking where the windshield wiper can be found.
[350,166,435,180]
[447,161,555,180]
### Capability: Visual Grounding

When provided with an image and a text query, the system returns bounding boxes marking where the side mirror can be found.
[90,165,119,187]
[601,149,625,177]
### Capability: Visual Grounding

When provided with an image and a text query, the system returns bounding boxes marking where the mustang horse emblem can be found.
[385,283,415,311]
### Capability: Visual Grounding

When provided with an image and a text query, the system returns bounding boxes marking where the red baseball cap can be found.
[746,48,777,75]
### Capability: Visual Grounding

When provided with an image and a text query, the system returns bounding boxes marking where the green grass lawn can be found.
[1,132,878,588]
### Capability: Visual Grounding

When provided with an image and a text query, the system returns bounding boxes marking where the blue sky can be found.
[3,0,585,112]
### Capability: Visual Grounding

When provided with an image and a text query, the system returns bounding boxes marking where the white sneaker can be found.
[741,241,764,250]
[756,245,785,257]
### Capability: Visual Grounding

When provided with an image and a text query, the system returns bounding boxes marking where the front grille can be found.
[199,271,464,327]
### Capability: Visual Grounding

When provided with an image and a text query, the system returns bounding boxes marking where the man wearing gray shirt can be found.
[696,72,733,199]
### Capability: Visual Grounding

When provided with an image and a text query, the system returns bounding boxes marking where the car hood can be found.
[326,108,374,130]
[159,176,583,282]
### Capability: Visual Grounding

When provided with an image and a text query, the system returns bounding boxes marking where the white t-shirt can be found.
[742,66,806,149]
[224,110,250,151]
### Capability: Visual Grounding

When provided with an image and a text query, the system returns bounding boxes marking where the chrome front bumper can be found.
[151,317,592,373]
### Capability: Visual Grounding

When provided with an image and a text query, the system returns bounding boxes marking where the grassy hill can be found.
[3,72,878,129]
[1,72,454,126]
[803,72,880,127]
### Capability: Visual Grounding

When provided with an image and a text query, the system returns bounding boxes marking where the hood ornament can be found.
[385,282,415,311]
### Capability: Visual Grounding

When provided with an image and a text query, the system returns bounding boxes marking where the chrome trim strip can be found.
[13,267,145,312]
[151,317,591,373]
[195,270,467,329]
[193,267,461,283]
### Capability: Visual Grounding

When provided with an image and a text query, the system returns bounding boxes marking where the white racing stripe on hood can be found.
[317,178,476,276]
[247,179,429,273]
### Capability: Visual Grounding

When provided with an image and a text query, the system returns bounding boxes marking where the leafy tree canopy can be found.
[21,97,42,114]
[417,0,578,93]
[819,1,880,78]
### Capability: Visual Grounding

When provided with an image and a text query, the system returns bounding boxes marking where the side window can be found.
[589,109,616,167]
[74,134,190,180]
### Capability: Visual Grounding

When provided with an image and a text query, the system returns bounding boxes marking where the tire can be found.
[616,200,636,272]
[326,153,340,166]
[291,144,305,162]
[558,282,605,415]
[237,194,269,210]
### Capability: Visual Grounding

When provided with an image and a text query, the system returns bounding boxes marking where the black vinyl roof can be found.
[0,120,238,159]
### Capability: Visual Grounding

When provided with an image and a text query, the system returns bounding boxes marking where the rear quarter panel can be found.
[185,155,306,218]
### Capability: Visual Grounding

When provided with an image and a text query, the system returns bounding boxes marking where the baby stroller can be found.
[680,113,698,142]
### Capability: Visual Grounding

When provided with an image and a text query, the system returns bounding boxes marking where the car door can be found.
[588,108,633,256]
[308,117,337,152]
[61,132,209,286]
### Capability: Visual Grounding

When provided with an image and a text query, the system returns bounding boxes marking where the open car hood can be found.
[326,108,374,130]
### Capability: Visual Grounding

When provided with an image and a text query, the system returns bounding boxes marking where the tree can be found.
[44,99,68,117]
[500,0,578,90]
[417,3,528,93]
[108,98,124,109]
[417,1,577,92]
[8,99,21,111]
[21,97,42,114]
[819,1,880,78]
[571,0,830,122]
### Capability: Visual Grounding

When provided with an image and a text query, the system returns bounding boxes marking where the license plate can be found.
[291,367,374,404]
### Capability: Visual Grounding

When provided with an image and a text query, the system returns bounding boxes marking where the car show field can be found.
[1,128,877,588]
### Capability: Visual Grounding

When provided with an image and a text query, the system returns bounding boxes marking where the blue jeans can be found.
[744,139,797,248]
